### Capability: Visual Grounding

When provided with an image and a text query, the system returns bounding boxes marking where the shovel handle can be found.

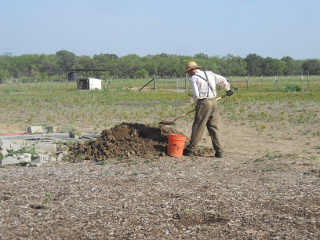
[173,109,195,122]
[172,94,227,122]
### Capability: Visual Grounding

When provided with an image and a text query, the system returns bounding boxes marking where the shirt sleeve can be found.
[212,73,231,91]
[190,77,199,104]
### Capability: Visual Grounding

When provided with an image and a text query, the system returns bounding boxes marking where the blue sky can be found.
[1,0,319,59]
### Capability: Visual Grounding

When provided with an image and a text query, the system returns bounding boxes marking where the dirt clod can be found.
[68,122,190,162]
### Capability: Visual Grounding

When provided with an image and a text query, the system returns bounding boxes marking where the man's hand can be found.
[226,90,233,96]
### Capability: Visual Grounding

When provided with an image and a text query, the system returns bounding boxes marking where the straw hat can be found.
[184,61,202,73]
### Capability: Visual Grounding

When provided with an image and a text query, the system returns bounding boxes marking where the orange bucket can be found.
[167,134,186,158]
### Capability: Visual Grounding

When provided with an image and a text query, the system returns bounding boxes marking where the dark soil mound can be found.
[68,123,189,162]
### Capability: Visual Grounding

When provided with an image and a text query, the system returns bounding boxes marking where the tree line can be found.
[0,50,319,83]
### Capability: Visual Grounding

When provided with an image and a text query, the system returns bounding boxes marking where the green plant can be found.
[42,192,53,206]
[130,172,139,176]
[181,208,193,214]
[6,145,36,156]
[284,84,302,92]
[96,160,107,165]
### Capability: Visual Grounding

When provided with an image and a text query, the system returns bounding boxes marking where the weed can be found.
[129,159,137,165]
[100,172,110,175]
[6,145,36,156]
[310,156,318,161]
[211,161,222,167]
[254,157,266,162]
[181,208,193,214]
[130,172,139,176]
[144,159,152,164]
[284,84,302,92]
[42,192,53,206]
[96,160,107,165]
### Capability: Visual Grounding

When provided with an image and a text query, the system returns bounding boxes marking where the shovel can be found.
[159,94,228,125]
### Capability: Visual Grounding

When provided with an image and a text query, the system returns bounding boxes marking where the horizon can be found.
[1,0,319,60]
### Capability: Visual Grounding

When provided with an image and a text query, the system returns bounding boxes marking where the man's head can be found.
[184,61,202,75]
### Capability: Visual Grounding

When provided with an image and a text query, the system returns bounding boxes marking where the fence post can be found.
[154,75,157,91]
[246,76,249,90]
[260,76,263,86]
[273,76,278,90]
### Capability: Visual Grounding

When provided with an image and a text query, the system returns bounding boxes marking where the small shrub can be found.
[284,84,302,92]
[42,192,53,206]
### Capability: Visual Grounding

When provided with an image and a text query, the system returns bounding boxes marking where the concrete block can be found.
[10,143,22,151]
[12,140,25,146]
[2,156,30,166]
[0,140,11,150]
[27,126,44,134]
[31,153,44,164]
[1,149,8,157]
[18,153,32,162]
[44,126,59,133]
[38,143,57,154]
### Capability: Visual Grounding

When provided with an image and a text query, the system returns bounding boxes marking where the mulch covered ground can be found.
[0,123,319,239]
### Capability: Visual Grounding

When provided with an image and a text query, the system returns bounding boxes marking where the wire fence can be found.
[1,75,319,93]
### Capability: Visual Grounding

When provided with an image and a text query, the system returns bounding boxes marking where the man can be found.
[183,61,233,158]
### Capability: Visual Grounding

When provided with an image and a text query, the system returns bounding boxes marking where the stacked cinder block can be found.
[0,139,66,167]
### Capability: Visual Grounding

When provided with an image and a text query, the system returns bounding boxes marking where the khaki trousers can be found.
[187,98,223,153]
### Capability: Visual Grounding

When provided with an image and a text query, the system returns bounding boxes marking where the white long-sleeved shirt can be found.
[190,69,230,103]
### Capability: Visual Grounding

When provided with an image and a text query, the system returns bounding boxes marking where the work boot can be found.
[214,152,223,158]
[183,148,194,156]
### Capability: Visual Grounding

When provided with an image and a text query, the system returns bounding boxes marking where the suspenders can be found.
[195,71,214,97]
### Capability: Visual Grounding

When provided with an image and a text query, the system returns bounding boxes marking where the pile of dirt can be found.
[68,122,196,162]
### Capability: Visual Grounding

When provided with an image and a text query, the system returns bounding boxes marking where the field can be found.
[0,79,320,239]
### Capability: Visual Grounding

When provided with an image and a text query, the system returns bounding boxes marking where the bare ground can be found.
[1,118,320,239]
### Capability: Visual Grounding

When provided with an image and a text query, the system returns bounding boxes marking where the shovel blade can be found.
[158,120,175,125]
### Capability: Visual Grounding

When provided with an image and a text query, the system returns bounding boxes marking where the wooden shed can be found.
[77,77,103,90]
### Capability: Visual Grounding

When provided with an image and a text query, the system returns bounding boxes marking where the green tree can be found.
[77,55,95,69]
[262,57,286,76]
[115,54,142,78]
[93,53,118,77]
[221,54,247,76]
[245,53,264,76]
[0,69,9,83]
[302,59,320,75]
[281,56,302,75]
[56,50,76,71]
